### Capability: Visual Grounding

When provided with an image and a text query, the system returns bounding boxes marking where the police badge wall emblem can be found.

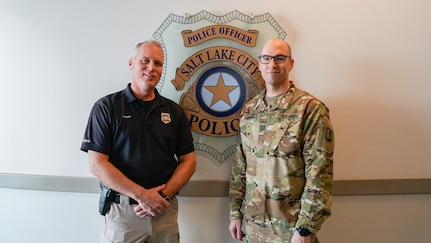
[154,10,286,164]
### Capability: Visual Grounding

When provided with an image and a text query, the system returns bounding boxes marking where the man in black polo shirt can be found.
[81,40,196,243]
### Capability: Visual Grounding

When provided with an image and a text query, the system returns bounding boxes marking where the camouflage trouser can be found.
[244,219,319,243]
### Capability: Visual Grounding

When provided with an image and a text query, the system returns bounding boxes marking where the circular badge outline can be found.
[196,66,246,117]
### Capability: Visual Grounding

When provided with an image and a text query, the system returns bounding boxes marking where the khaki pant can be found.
[100,196,179,243]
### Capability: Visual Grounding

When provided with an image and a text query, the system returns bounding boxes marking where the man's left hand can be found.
[291,231,312,243]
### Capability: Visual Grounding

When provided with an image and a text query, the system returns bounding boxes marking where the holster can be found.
[98,182,114,216]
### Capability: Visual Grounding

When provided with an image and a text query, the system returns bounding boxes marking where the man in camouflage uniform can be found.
[229,38,334,243]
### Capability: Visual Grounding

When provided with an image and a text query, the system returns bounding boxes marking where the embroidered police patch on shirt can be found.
[161,113,171,124]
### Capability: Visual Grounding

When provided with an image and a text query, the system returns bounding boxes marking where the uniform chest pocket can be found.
[267,116,302,159]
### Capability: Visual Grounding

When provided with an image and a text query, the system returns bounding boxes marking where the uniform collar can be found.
[255,81,296,111]
[123,83,164,106]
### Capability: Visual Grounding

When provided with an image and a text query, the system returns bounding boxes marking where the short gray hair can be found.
[132,39,163,57]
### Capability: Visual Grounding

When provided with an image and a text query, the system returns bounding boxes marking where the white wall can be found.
[1,0,431,242]
[2,0,431,180]
[1,188,430,243]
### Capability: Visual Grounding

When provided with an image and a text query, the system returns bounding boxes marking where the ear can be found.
[288,58,295,71]
[128,58,133,70]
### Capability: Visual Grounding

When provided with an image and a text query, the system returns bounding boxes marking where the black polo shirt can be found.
[81,84,195,189]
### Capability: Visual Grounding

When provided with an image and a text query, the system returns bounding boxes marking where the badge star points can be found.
[204,73,238,107]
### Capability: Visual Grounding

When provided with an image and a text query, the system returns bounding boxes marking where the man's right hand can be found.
[229,219,244,241]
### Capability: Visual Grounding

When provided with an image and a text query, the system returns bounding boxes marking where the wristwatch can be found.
[158,191,170,202]
[296,227,312,237]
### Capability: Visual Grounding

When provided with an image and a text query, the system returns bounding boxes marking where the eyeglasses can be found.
[258,55,291,64]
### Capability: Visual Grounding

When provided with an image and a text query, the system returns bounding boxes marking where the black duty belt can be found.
[112,194,138,205]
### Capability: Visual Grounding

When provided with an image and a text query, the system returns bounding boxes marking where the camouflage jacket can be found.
[229,82,334,233]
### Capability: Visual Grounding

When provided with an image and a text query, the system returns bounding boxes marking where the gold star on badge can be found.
[204,74,238,107]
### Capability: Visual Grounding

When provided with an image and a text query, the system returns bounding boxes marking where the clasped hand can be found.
[133,185,170,218]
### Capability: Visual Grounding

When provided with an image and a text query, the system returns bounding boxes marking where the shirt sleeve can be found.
[80,98,113,156]
[229,134,247,220]
[296,101,335,232]
[174,105,195,156]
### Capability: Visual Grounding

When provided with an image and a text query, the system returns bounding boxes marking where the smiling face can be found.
[258,38,294,95]
[129,42,164,99]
